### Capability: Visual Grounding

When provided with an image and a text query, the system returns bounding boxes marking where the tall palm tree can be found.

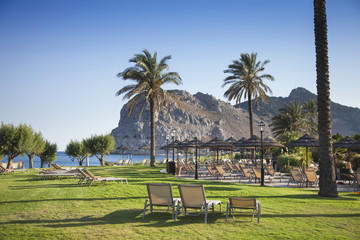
[314,0,338,197]
[116,50,182,167]
[222,52,274,136]
[270,101,307,137]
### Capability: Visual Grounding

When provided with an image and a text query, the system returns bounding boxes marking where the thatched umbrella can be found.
[116,144,132,159]
[263,137,285,148]
[226,137,237,161]
[139,144,151,160]
[233,137,248,159]
[287,133,319,168]
[237,135,264,164]
[202,137,233,164]
[333,136,358,162]
[166,140,183,161]
[184,138,204,180]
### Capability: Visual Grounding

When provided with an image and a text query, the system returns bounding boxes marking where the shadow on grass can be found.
[0,196,145,204]
[9,184,83,190]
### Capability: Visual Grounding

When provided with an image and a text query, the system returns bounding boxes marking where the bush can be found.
[234,153,241,160]
[275,154,303,173]
[351,154,360,171]
[336,161,349,174]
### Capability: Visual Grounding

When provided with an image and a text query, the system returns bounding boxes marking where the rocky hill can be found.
[239,87,360,135]
[111,88,360,151]
[111,90,272,151]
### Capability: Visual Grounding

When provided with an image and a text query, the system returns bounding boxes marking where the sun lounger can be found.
[142,159,147,165]
[176,184,221,224]
[142,183,180,221]
[83,168,128,187]
[215,165,241,180]
[239,167,254,183]
[0,162,28,174]
[252,167,273,183]
[206,165,218,179]
[354,168,360,191]
[118,159,124,165]
[288,169,305,187]
[124,159,130,165]
[225,197,261,223]
[304,169,318,188]
[265,165,287,182]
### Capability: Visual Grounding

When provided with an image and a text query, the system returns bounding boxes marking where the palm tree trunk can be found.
[314,0,338,197]
[150,98,156,167]
[248,92,254,137]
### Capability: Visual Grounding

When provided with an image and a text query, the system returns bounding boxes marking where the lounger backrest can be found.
[229,197,256,209]
[142,159,147,165]
[305,170,317,182]
[52,164,62,170]
[206,166,215,175]
[266,165,275,175]
[84,169,96,178]
[0,165,7,171]
[215,165,225,175]
[77,168,89,178]
[118,159,124,164]
[252,168,261,179]
[147,183,173,206]
[178,184,206,209]
[242,167,251,178]
[240,164,246,169]
[124,159,130,164]
[292,166,301,172]
[234,163,241,172]
[290,169,302,181]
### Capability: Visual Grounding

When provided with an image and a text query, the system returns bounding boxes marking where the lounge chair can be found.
[304,169,318,188]
[142,159,147,165]
[82,168,128,187]
[215,165,240,180]
[0,165,15,174]
[176,184,221,224]
[265,165,287,182]
[0,162,28,174]
[240,167,254,183]
[288,169,305,187]
[118,159,124,165]
[142,183,180,221]
[206,165,218,179]
[225,197,261,223]
[124,159,130,165]
[252,167,273,183]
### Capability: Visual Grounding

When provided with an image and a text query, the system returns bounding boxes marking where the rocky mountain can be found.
[111,90,272,151]
[239,87,360,135]
[111,88,360,151]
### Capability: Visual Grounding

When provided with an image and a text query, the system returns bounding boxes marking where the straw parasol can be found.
[287,133,319,168]
[233,137,248,159]
[139,144,151,160]
[226,137,237,161]
[263,137,285,148]
[166,140,183,160]
[116,144,132,158]
[333,136,358,161]
[202,137,233,164]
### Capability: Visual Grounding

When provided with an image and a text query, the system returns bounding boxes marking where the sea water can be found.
[1,152,165,169]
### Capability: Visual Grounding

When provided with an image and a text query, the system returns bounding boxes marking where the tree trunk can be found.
[7,157,14,169]
[314,0,338,197]
[27,153,34,169]
[150,98,156,167]
[247,93,254,137]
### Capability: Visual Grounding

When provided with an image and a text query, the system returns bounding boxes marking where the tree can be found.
[116,49,182,167]
[0,123,33,169]
[303,99,318,136]
[314,0,338,197]
[84,135,115,166]
[38,140,57,168]
[270,102,307,137]
[222,52,274,136]
[26,130,46,169]
[65,140,89,166]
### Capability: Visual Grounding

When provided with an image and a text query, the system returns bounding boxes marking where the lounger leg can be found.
[174,201,180,222]
[89,180,94,187]
[142,199,149,219]
[225,201,229,222]
[257,201,261,223]
[204,204,209,224]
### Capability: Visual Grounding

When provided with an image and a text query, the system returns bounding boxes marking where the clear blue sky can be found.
[0,0,359,150]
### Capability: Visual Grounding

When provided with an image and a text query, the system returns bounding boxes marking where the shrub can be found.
[234,153,241,160]
[336,161,349,174]
[275,154,303,173]
[351,154,360,171]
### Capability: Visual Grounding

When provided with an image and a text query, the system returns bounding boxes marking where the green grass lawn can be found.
[0,165,359,240]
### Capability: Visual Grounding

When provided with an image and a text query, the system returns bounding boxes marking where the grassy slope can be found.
[0,165,359,240]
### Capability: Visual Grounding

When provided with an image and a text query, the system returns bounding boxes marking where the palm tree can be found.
[270,101,307,137]
[314,0,338,197]
[303,99,318,136]
[116,50,182,167]
[222,52,274,136]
